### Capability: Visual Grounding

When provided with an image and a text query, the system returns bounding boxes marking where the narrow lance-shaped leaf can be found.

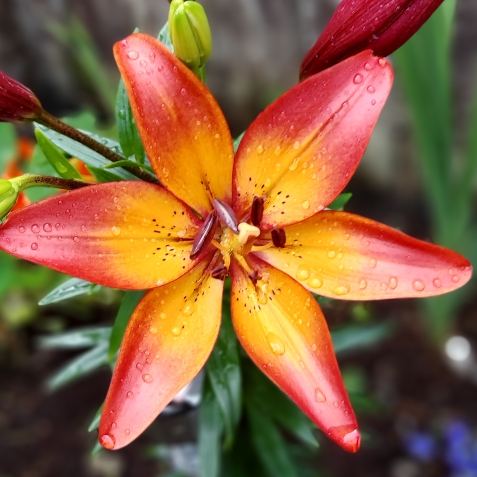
[116,79,145,163]
[38,326,111,349]
[206,295,242,447]
[39,277,101,305]
[198,376,224,477]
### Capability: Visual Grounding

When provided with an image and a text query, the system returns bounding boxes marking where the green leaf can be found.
[108,291,146,362]
[233,132,245,153]
[88,403,104,432]
[104,159,154,173]
[244,364,317,448]
[198,377,224,477]
[38,327,111,349]
[206,295,242,448]
[158,22,174,52]
[331,322,392,356]
[328,192,352,211]
[116,79,146,163]
[39,277,102,305]
[46,342,109,391]
[35,129,84,179]
[91,441,103,456]
[34,124,137,180]
[246,402,298,477]
[0,123,17,171]
[87,165,127,183]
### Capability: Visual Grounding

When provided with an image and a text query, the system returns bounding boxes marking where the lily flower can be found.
[300,0,443,80]
[0,33,471,453]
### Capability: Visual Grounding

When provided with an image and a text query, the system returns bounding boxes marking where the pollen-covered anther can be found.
[213,198,239,233]
[190,210,217,259]
[237,222,261,245]
[271,228,286,248]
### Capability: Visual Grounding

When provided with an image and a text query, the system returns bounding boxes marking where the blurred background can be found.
[1,0,477,476]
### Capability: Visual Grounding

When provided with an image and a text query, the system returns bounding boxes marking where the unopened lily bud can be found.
[168,0,212,70]
[0,71,43,122]
[300,0,444,80]
[0,179,20,219]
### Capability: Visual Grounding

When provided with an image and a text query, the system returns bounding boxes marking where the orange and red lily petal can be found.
[254,210,472,300]
[233,51,393,231]
[300,0,444,80]
[114,33,234,218]
[0,182,202,289]
[230,255,359,452]
[99,257,223,450]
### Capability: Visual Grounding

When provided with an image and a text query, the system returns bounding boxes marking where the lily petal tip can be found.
[328,425,361,453]
[99,433,116,450]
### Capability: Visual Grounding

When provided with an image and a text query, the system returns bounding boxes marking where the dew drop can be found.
[19,226,26,233]
[333,401,340,408]
[452,275,460,283]
[293,141,301,149]
[371,99,377,106]
[267,332,285,355]
[302,200,310,209]
[308,276,323,289]
[432,278,442,288]
[139,59,147,67]
[43,223,52,233]
[296,266,310,281]
[289,157,300,171]
[136,362,143,371]
[367,85,375,93]
[364,62,372,71]
[126,391,133,398]
[150,326,158,335]
[333,284,350,296]
[31,243,38,251]
[111,226,121,236]
[378,58,387,67]
[328,250,336,258]
[73,236,80,243]
[159,312,167,320]
[182,304,194,316]
[368,258,377,268]
[31,224,40,233]
[412,279,425,292]
[171,327,181,336]
[125,429,130,435]
[100,434,116,449]
[127,50,139,60]
[389,276,398,289]
[353,73,363,84]
[142,373,153,383]
[256,144,264,154]
[315,388,326,402]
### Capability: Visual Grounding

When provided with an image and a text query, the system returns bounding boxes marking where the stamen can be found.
[238,222,260,245]
[190,210,218,259]
[234,252,255,277]
[211,264,227,280]
[250,195,264,226]
[271,228,286,248]
[213,198,239,234]
[252,242,273,252]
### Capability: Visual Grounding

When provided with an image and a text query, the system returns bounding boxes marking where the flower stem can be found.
[37,110,159,184]
[14,174,90,191]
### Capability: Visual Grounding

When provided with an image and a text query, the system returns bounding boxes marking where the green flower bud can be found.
[0,179,19,219]
[169,0,212,70]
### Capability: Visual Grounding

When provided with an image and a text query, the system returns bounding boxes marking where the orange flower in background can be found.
[0,34,471,452]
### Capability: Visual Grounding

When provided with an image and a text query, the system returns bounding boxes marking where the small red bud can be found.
[0,71,43,122]
[300,0,444,80]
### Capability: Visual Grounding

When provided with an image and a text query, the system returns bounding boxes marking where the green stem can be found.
[37,110,159,184]
[14,174,90,191]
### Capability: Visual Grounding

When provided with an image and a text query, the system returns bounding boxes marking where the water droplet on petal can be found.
[433,278,442,288]
[308,276,323,289]
[367,85,375,93]
[127,50,139,60]
[126,391,133,398]
[353,73,363,84]
[368,258,377,268]
[149,326,158,335]
[31,243,38,251]
[412,279,425,292]
[125,429,130,435]
[182,304,194,316]
[296,266,310,281]
[31,224,40,233]
[358,279,367,289]
[256,144,264,154]
[172,327,181,336]
[43,223,52,232]
[159,312,167,320]
[452,275,460,283]
[315,388,326,402]
[334,284,350,296]
[100,433,116,449]
[142,373,153,383]
[19,226,26,233]
[111,226,121,236]
[302,200,310,209]
[267,332,285,355]
[389,276,398,289]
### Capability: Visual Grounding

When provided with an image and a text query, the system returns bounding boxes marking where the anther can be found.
[250,195,264,227]
[271,228,286,248]
[190,210,218,259]
[211,264,227,281]
[213,198,239,234]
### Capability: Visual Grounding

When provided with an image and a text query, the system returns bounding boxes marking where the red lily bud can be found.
[300,0,443,80]
[0,71,43,122]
